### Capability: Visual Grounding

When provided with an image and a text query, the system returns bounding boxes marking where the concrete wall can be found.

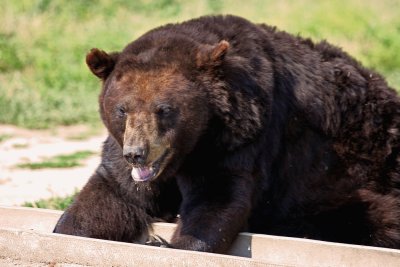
[1,206,399,266]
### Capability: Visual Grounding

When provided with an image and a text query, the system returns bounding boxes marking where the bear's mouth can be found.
[131,166,157,182]
[130,149,170,182]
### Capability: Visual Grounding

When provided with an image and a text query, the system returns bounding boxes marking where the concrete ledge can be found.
[1,206,400,266]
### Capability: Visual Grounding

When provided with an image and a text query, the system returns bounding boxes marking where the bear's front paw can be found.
[145,235,170,248]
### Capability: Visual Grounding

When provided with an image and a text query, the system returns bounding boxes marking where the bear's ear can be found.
[86,48,119,80]
[196,40,230,68]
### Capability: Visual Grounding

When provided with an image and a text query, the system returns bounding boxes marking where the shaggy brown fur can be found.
[54,15,400,252]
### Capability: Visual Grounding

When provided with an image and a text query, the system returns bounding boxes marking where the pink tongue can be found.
[131,167,152,181]
[138,167,151,179]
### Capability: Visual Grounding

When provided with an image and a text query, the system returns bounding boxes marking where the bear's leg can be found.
[53,171,153,243]
[358,189,400,249]
[170,174,253,253]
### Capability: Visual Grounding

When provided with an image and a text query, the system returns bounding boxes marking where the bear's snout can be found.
[123,145,147,166]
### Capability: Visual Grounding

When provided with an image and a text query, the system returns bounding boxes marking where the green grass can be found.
[12,143,29,149]
[1,0,399,129]
[23,191,78,210]
[65,126,104,141]
[17,150,95,169]
[0,134,12,143]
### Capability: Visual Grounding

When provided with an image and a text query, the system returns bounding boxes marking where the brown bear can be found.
[54,15,400,252]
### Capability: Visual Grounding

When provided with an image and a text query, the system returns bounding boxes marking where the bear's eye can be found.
[156,104,172,117]
[117,107,126,117]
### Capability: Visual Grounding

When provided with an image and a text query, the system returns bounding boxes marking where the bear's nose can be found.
[123,146,147,166]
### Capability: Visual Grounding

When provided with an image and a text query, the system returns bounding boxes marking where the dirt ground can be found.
[0,125,107,206]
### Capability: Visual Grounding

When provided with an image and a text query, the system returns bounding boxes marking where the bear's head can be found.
[86,38,264,182]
